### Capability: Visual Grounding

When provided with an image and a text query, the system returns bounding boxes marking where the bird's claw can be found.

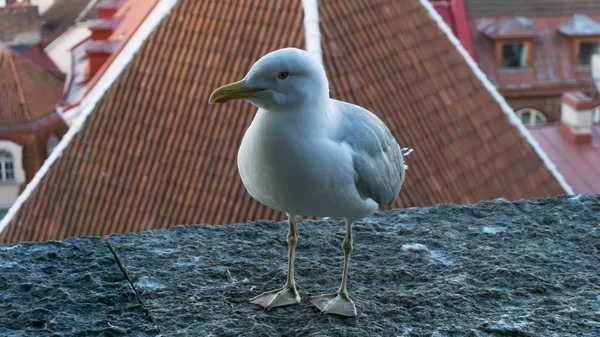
[309,292,357,317]
[249,285,301,310]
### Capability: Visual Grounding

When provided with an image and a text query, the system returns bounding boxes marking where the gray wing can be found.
[331,100,410,207]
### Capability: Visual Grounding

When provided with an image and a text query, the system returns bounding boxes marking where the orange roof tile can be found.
[0,47,65,126]
[0,0,564,243]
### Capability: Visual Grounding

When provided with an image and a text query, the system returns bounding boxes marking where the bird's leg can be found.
[309,219,357,317]
[249,214,301,310]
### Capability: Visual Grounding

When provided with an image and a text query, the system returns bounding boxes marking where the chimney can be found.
[95,0,125,19]
[87,17,122,41]
[560,91,596,145]
[85,39,120,78]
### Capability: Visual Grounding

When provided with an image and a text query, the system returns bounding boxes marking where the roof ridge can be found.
[0,0,179,237]
[418,0,574,195]
[302,0,322,64]
[4,49,31,121]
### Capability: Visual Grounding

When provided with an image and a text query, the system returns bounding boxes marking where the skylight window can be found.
[501,42,526,69]
[577,41,600,66]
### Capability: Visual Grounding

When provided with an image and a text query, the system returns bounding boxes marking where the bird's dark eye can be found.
[277,72,289,80]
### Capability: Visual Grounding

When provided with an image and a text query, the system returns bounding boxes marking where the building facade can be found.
[0,47,67,212]
[464,0,600,126]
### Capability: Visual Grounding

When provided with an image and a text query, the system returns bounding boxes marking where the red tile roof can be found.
[481,17,538,39]
[12,44,62,76]
[0,47,65,126]
[62,0,159,106]
[529,125,600,194]
[0,0,565,243]
[464,0,600,17]
[557,14,600,36]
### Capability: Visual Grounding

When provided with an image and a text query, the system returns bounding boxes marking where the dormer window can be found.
[480,17,536,70]
[558,15,600,67]
[577,41,600,66]
[501,42,527,69]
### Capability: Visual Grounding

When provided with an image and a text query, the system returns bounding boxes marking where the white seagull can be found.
[209,48,411,317]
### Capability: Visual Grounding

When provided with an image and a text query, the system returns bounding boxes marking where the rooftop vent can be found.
[560,91,597,145]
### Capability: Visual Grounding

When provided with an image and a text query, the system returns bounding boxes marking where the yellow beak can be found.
[208,80,264,104]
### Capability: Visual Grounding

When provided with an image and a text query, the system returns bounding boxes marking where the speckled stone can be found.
[0,237,159,337]
[106,195,600,336]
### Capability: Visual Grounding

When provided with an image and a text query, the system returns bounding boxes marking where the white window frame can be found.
[0,149,15,182]
[516,108,547,127]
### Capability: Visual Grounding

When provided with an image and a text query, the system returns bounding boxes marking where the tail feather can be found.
[401,147,413,170]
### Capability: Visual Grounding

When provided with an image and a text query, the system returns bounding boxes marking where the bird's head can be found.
[209,48,329,111]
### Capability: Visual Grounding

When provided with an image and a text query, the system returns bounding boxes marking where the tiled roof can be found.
[12,44,62,77]
[62,0,160,107]
[480,17,538,39]
[0,47,64,126]
[0,0,565,243]
[529,125,600,194]
[557,14,600,36]
[464,0,600,17]
[41,0,97,43]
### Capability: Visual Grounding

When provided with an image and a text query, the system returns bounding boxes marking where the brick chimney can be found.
[560,91,596,145]
[87,17,122,41]
[85,39,120,78]
[95,0,125,19]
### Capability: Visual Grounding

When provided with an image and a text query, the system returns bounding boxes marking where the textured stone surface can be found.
[0,237,159,336]
[105,195,600,336]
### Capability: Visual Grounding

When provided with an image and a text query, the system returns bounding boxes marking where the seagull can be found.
[208,48,411,317]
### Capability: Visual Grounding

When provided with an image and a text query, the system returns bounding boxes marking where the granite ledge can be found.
[1,195,599,336]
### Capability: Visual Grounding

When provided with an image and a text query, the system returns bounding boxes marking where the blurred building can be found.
[0,0,55,14]
[54,0,160,125]
[0,0,569,243]
[526,55,600,194]
[463,0,600,126]
[0,47,67,212]
[40,0,98,47]
[0,4,41,46]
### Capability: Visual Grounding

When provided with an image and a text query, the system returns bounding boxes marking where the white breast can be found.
[237,109,376,219]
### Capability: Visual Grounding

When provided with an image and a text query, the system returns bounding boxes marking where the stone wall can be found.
[1,196,599,336]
